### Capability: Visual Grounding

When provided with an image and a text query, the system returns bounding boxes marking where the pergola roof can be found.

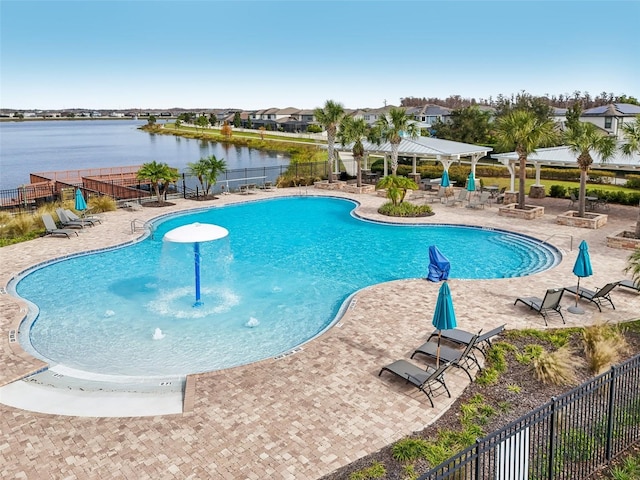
[492,144,640,172]
[338,136,492,160]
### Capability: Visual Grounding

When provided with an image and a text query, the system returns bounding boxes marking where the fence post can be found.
[182,173,186,199]
[605,365,617,461]
[474,438,481,479]
[548,397,557,480]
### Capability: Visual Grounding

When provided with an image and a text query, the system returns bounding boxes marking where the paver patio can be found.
[1,187,639,479]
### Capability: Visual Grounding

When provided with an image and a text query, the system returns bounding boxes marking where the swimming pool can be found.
[14,197,560,377]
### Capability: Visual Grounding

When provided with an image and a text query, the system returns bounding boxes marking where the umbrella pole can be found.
[436,330,442,368]
[574,277,580,308]
[568,277,585,314]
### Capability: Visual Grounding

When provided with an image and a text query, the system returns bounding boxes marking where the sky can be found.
[1,0,639,111]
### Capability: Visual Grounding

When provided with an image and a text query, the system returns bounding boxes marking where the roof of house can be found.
[582,103,640,117]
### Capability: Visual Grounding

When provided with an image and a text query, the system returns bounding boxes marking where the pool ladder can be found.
[130,218,147,235]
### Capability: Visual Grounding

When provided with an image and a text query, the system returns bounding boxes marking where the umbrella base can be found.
[567,305,585,315]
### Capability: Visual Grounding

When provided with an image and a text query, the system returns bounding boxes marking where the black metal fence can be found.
[0,162,332,212]
[418,354,640,480]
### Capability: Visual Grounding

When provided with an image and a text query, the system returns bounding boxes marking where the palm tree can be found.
[625,248,640,286]
[187,154,227,197]
[376,175,418,206]
[337,116,376,187]
[314,100,345,183]
[621,116,640,238]
[375,107,420,176]
[137,161,175,203]
[495,110,558,210]
[564,122,617,217]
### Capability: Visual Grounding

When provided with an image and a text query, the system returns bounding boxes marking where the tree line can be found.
[400,91,639,109]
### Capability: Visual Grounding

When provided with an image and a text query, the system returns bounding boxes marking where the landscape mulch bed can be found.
[321,326,640,480]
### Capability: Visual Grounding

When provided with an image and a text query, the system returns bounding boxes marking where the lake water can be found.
[0,120,290,190]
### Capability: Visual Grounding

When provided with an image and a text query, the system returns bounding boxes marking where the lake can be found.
[0,120,290,191]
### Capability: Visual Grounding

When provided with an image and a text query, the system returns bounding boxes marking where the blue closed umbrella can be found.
[569,240,593,314]
[75,189,87,211]
[432,281,458,366]
[440,170,450,188]
[467,172,476,192]
[427,245,450,282]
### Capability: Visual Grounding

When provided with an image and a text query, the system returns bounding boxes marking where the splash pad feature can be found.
[163,223,229,307]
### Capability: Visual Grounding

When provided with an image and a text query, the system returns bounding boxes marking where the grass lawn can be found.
[162,123,322,144]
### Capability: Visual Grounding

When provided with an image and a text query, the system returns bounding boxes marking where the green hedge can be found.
[548,185,640,206]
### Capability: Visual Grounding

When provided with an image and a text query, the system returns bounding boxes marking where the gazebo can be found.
[336,136,492,180]
[492,144,640,195]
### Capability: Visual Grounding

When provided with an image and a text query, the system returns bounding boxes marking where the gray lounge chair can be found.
[65,209,101,225]
[617,279,640,293]
[410,334,480,381]
[427,324,505,357]
[42,213,77,238]
[378,360,452,407]
[514,288,565,325]
[56,208,90,228]
[563,282,618,312]
[467,191,491,209]
[445,189,467,207]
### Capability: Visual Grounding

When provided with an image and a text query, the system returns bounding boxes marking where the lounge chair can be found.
[514,288,565,325]
[427,324,505,357]
[410,334,480,381]
[378,360,452,407]
[617,279,640,293]
[65,209,100,226]
[445,189,467,207]
[430,188,446,204]
[66,208,101,225]
[41,213,78,238]
[563,282,618,312]
[467,191,491,209]
[496,187,507,204]
[56,208,90,228]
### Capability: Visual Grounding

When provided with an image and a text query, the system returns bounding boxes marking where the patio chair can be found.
[496,187,507,204]
[410,334,480,381]
[467,191,491,209]
[563,282,618,312]
[514,288,565,326]
[427,324,505,357]
[378,360,452,407]
[445,189,467,207]
[41,213,78,238]
[568,192,577,208]
[56,208,90,228]
[617,279,640,293]
[65,209,101,225]
[430,188,447,204]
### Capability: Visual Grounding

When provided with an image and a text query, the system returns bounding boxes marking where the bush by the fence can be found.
[626,174,640,190]
[549,185,567,198]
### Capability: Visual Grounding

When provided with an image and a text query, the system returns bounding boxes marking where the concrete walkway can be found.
[1,188,639,479]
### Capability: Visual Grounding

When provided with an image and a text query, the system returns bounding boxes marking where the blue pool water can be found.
[14,197,560,377]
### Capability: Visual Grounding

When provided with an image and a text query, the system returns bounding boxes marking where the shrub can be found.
[392,438,429,463]
[8,213,34,236]
[378,202,433,217]
[87,195,117,213]
[626,174,640,190]
[582,322,628,375]
[549,185,567,198]
[533,347,582,385]
[515,344,543,364]
[348,461,386,480]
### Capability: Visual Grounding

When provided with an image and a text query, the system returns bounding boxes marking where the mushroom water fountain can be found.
[163,223,229,307]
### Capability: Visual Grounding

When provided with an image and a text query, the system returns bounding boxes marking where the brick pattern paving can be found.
[1,188,639,479]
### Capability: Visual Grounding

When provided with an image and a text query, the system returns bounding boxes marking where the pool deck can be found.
[1,187,639,479]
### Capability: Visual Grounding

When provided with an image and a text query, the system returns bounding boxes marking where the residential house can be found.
[580,103,640,139]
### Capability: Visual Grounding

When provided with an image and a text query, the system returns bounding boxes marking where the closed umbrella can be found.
[75,188,87,211]
[426,245,450,282]
[568,240,593,314]
[432,281,457,367]
[440,170,450,188]
[467,172,476,193]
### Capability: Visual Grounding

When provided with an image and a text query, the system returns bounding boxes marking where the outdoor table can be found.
[484,185,500,198]
[586,196,598,210]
